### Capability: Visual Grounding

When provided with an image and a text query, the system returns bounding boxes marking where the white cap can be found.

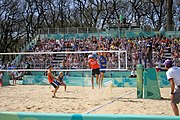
[88,54,93,59]
[92,52,96,55]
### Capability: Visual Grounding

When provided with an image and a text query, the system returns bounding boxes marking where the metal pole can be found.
[126,51,128,70]
[38,29,41,40]
[118,26,120,38]
[118,50,121,69]
[67,28,69,34]
[57,28,59,34]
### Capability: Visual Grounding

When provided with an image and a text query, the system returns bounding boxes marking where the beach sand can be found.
[0,85,176,116]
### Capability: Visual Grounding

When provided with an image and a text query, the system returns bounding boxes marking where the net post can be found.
[125,51,128,70]
[118,50,121,69]
[136,64,143,98]
[2,72,10,86]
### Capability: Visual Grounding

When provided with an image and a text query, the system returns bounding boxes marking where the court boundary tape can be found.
[85,90,135,114]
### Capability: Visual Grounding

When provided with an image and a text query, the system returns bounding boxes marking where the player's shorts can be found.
[51,80,60,88]
[100,66,106,73]
[100,70,105,73]
[54,80,61,86]
[92,68,100,76]
[100,67,106,73]
[172,86,180,104]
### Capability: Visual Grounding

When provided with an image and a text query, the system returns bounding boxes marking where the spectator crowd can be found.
[0,35,180,71]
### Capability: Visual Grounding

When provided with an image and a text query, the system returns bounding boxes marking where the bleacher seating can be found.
[5,29,179,71]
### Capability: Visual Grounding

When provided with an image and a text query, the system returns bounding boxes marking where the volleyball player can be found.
[47,65,59,98]
[57,72,67,92]
[164,59,180,116]
[11,68,19,85]
[88,54,100,89]
[97,42,107,88]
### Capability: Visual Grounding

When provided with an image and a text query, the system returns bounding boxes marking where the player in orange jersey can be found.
[47,65,59,98]
[88,54,100,89]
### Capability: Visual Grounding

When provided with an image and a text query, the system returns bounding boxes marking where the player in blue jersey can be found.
[97,41,107,88]
[57,72,67,92]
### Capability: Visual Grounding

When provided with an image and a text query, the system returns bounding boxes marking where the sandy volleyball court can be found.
[0,85,176,116]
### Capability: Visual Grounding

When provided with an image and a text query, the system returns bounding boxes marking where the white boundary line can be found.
[85,90,135,114]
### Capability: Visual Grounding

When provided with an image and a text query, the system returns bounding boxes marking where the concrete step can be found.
[165,57,172,59]
[52,60,62,63]
[163,49,169,52]
[164,53,171,56]
[55,57,64,59]
[56,54,65,57]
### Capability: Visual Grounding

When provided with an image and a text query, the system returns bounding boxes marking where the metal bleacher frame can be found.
[12,27,180,70]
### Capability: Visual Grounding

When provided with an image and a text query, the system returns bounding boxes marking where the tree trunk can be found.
[167,0,173,31]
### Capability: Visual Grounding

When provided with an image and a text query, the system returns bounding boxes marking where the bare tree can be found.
[0,0,178,65]
[167,0,173,30]
[0,0,26,62]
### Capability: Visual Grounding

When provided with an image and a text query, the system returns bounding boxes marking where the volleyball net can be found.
[0,50,128,72]
[0,50,128,86]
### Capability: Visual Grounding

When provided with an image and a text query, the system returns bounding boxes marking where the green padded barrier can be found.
[69,71,84,77]
[82,72,91,78]
[114,77,136,87]
[40,31,167,40]
[47,34,52,39]
[0,112,180,120]
[165,31,180,38]
[136,64,143,98]
[65,77,85,86]
[68,71,132,78]
[22,75,48,85]
[2,72,10,86]
[75,34,80,38]
[144,32,155,37]
[69,71,131,78]
[126,32,137,38]
[113,78,124,87]
[104,72,113,78]
[82,33,89,38]
[22,76,114,87]
[138,32,145,37]
[66,77,114,87]
[31,72,44,76]
[4,71,169,88]
[143,68,161,99]
[64,34,70,39]
[111,71,130,78]
[54,34,62,39]
[68,34,75,38]
[157,72,170,87]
